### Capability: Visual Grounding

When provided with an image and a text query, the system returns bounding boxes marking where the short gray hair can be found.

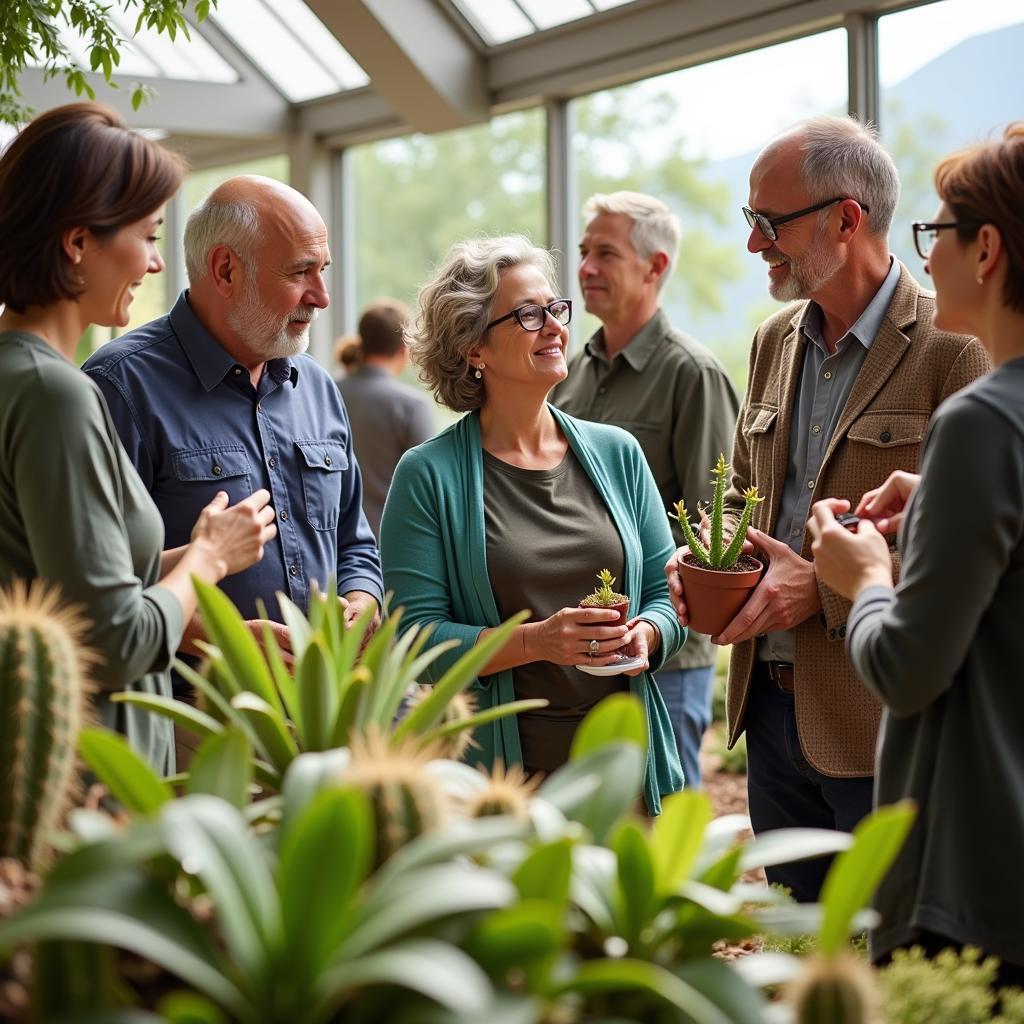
[582,190,681,292]
[798,116,900,237]
[183,193,262,285]
[409,235,557,413]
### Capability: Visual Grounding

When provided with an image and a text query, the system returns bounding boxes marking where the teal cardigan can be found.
[380,405,685,813]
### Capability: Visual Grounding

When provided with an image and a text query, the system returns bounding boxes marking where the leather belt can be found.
[763,661,795,693]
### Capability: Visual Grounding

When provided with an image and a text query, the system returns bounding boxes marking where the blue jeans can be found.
[745,663,874,902]
[654,665,714,790]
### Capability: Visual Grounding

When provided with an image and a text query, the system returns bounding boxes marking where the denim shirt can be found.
[84,291,382,620]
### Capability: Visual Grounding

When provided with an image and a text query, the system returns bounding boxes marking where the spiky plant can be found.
[672,454,764,570]
[580,569,627,608]
[343,729,449,869]
[465,761,539,821]
[0,581,94,870]
[789,952,880,1024]
[409,686,478,761]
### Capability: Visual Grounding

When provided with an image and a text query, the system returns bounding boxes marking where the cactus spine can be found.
[344,730,447,869]
[466,762,538,821]
[0,581,93,869]
[673,454,764,570]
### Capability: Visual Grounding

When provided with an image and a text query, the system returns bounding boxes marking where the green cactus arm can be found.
[673,502,712,568]
[709,454,727,566]
[720,489,764,569]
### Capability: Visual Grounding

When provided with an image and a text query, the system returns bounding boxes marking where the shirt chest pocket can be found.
[295,439,348,532]
[172,444,252,505]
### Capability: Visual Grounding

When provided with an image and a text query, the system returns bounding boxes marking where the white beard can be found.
[767,221,843,302]
[227,282,317,360]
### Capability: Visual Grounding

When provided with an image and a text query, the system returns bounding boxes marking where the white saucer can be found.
[574,655,646,676]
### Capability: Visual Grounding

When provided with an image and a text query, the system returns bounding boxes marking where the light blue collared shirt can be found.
[759,256,901,664]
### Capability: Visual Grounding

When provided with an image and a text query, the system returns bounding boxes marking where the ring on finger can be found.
[588,639,600,656]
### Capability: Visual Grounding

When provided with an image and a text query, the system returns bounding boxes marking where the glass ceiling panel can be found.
[451,0,640,44]
[211,0,368,102]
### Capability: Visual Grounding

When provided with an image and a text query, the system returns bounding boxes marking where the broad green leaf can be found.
[187,728,252,808]
[281,749,352,832]
[111,692,222,741]
[570,692,647,760]
[78,729,172,815]
[512,838,573,907]
[193,577,280,712]
[230,692,299,773]
[296,637,338,750]
[158,989,230,1024]
[316,940,494,1021]
[698,845,743,892]
[255,604,299,723]
[554,958,732,1024]
[739,828,853,872]
[465,901,563,973]
[730,950,802,989]
[650,790,712,894]
[540,743,645,843]
[276,593,313,660]
[328,672,369,748]
[392,612,528,742]
[0,866,252,1021]
[569,845,617,933]
[279,788,372,977]
[612,819,655,943]
[675,957,768,1024]
[160,796,280,994]
[172,658,239,726]
[817,800,915,956]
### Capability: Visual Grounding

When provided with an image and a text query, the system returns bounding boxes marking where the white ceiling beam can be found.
[305,0,489,133]
[18,68,290,136]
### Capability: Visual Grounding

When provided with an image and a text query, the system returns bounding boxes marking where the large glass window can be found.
[879,0,1024,275]
[351,109,545,313]
[570,30,848,390]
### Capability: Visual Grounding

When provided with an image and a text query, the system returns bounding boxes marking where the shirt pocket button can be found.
[212,465,222,476]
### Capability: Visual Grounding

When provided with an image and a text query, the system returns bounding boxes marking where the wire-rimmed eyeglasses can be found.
[486,298,572,332]
[742,196,869,242]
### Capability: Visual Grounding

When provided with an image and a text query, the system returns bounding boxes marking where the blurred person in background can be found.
[336,298,435,538]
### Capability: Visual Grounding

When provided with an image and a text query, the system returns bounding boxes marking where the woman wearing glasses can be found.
[808,123,1024,983]
[380,235,683,809]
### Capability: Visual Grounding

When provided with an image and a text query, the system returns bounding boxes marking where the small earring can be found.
[977,277,984,285]
[474,363,484,380]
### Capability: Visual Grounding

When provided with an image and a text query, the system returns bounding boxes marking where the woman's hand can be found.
[617,618,660,676]
[855,470,920,535]
[190,489,278,578]
[808,498,894,601]
[525,607,628,666]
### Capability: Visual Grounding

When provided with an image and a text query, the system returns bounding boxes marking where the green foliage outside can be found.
[0,0,217,126]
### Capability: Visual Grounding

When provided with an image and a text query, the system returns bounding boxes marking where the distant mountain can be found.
[665,22,1024,372]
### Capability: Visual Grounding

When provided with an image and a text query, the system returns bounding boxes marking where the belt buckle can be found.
[767,661,794,693]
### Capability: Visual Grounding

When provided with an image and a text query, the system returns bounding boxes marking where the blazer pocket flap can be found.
[847,413,929,448]
[295,439,348,472]
[744,405,779,434]
[173,445,250,482]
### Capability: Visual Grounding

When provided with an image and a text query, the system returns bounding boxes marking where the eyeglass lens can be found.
[742,208,775,241]
[519,300,571,329]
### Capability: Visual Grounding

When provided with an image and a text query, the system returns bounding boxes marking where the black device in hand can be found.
[835,512,860,531]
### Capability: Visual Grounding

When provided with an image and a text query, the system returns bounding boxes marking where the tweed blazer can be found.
[724,263,989,777]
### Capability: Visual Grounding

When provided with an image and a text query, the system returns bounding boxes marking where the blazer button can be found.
[880,430,892,443]
[839,625,847,638]
[829,628,837,639]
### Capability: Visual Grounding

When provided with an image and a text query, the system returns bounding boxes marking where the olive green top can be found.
[483,448,627,775]
[0,331,180,774]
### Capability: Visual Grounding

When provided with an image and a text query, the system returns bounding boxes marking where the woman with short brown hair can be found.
[0,103,276,773]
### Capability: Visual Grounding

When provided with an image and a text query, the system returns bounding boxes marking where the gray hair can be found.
[582,190,681,292]
[409,235,557,413]
[183,193,262,285]
[797,116,900,237]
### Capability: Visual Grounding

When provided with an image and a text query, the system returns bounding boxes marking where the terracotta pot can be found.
[579,598,630,628]
[678,555,763,636]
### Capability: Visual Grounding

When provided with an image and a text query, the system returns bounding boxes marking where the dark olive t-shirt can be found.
[483,448,626,776]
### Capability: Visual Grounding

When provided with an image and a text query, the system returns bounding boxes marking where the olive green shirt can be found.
[483,449,627,776]
[0,331,180,774]
[552,309,740,669]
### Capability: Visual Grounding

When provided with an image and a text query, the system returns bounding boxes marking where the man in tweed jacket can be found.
[666,116,988,901]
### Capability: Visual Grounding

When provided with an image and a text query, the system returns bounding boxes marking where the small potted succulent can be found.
[672,454,764,636]
[579,568,629,627]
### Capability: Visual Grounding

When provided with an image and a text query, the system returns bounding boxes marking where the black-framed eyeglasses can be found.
[742,196,869,242]
[485,298,572,332]
[911,220,983,261]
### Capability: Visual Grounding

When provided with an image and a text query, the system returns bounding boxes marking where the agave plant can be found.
[109,579,542,792]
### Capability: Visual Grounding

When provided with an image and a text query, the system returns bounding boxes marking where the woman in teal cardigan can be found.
[380,236,684,813]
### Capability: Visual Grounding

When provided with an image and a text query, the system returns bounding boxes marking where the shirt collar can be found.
[799,255,901,354]
[169,290,299,392]
[583,307,669,371]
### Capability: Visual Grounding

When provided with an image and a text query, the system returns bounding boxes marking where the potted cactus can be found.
[579,568,629,627]
[672,454,764,636]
